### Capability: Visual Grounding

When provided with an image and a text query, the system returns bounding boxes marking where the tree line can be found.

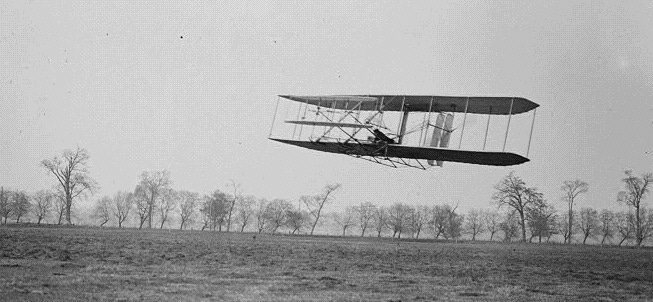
[1,147,652,246]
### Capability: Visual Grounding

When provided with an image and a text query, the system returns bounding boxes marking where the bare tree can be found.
[32,189,53,224]
[286,207,308,235]
[599,209,615,245]
[265,199,292,234]
[137,170,171,229]
[255,199,269,233]
[500,211,520,242]
[93,196,112,226]
[558,212,575,243]
[465,209,485,241]
[577,207,598,244]
[0,187,11,224]
[236,195,256,232]
[446,205,464,240]
[53,191,67,225]
[177,190,199,230]
[11,191,31,223]
[387,203,411,238]
[372,206,387,237]
[615,211,635,246]
[408,205,430,239]
[561,180,589,244]
[483,210,500,241]
[226,180,241,232]
[112,191,133,228]
[353,202,376,237]
[302,183,341,235]
[526,198,556,243]
[492,171,542,242]
[430,204,454,239]
[134,185,150,229]
[617,170,653,246]
[333,208,356,236]
[157,189,176,229]
[200,190,230,231]
[41,147,97,224]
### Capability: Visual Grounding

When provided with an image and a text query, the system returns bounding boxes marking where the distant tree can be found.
[265,199,292,234]
[615,211,635,246]
[32,190,53,224]
[372,206,387,237]
[408,205,430,239]
[598,209,615,245]
[93,196,112,227]
[157,189,176,229]
[0,187,11,224]
[177,190,199,230]
[286,207,308,235]
[302,183,341,235]
[235,195,256,232]
[112,191,133,228]
[558,212,576,243]
[11,191,31,223]
[446,205,463,240]
[200,190,230,231]
[465,209,484,241]
[225,180,241,232]
[492,171,543,242]
[561,180,589,244]
[483,210,501,241]
[617,170,653,246]
[353,202,376,237]
[386,203,412,238]
[429,205,446,239]
[577,207,598,244]
[41,147,97,224]
[134,185,151,229]
[333,208,356,236]
[255,199,269,233]
[526,198,556,243]
[136,170,171,229]
[53,191,67,225]
[500,211,520,242]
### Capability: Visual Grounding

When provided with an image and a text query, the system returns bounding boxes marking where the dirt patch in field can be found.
[1,225,652,301]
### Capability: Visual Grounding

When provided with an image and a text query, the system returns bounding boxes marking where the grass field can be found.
[1,224,652,301]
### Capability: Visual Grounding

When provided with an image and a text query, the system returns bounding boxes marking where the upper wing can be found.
[279,95,538,115]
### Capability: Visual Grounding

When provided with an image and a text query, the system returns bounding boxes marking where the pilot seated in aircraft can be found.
[371,129,396,144]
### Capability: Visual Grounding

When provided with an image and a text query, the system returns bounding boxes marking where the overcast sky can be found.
[1,1,652,215]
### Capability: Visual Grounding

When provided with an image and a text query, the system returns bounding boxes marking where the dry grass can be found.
[1,224,652,301]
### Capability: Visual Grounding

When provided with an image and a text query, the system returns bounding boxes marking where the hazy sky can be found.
[1,1,652,215]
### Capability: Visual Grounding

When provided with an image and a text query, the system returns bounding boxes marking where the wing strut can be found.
[483,107,492,150]
[458,97,469,149]
[526,108,537,157]
[503,97,514,152]
[269,96,281,137]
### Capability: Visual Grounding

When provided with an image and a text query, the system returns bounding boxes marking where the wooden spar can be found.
[269,96,281,137]
[503,98,514,152]
[526,108,537,157]
[458,97,469,149]
[483,107,492,150]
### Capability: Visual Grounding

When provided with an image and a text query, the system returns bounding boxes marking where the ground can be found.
[1,225,652,301]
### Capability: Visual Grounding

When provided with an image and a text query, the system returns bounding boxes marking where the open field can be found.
[1,225,652,301]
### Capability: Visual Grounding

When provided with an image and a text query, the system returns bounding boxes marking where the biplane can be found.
[269,95,538,169]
